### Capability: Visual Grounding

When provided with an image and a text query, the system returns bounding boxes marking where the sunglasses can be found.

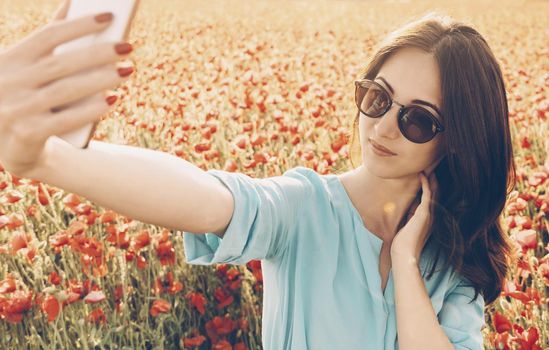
[354,79,445,143]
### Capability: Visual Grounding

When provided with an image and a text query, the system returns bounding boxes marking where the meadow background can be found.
[0,0,547,349]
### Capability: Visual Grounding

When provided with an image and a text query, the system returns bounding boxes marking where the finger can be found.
[43,63,129,114]
[427,174,438,225]
[418,172,431,212]
[429,173,438,193]
[408,197,420,218]
[19,41,133,89]
[418,179,434,231]
[43,63,130,111]
[6,63,130,122]
[15,12,113,60]
[52,0,71,21]
[35,92,113,144]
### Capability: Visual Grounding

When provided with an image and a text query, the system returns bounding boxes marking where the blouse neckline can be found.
[326,171,433,282]
[328,173,385,250]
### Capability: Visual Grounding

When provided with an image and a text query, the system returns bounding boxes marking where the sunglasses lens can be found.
[355,79,442,143]
[400,107,438,143]
[356,81,389,116]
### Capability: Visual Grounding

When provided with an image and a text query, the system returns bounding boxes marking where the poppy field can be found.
[0,0,547,349]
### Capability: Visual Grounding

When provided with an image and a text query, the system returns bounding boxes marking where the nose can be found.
[373,103,401,139]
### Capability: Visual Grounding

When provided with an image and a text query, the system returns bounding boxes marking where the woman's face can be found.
[359,46,446,178]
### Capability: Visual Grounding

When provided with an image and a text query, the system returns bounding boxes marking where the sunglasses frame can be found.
[354,78,445,143]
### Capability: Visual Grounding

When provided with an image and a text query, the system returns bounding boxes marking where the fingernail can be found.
[117,67,134,77]
[106,95,118,106]
[115,42,133,55]
[95,12,113,23]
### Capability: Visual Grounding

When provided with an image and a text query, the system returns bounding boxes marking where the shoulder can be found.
[281,166,335,199]
[282,166,321,182]
[206,166,336,209]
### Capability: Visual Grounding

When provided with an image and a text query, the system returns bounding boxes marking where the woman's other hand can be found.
[391,171,439,266]
[0,0,134,177]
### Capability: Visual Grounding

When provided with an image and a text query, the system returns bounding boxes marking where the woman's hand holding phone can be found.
[0,1,134,178]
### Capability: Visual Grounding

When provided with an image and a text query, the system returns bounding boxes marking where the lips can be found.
[369,139,397,155]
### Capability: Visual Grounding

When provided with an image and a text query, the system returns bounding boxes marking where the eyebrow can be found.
[375,76,443,117]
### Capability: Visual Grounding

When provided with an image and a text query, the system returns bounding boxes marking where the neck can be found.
[345,165,422,242]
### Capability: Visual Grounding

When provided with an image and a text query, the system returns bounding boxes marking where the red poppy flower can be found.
[155,240,176,266]
[0,275,16,294]
[214,287,234,309]
[186,291,206,315]
[150,299,171,317]
[106,230,130,249]
[0,213,25,230]
[136,254,148,269]
[9,232,30,255]
[41,295,61,323]
[211,315,236,336]
[48,231,71,252]
[181,334,207,348]
[0,290,33,323]
[133,231,151,251]
[212,340,232,350]
[84,290,106,304]
[89,307,106,324]
[48,271,62,285]
[493,311,511,333]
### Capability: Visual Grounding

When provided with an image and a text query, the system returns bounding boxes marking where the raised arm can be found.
[26,137,234,237]
[0,6,234,238]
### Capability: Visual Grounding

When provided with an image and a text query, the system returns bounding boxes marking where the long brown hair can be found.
[348,12,517,306]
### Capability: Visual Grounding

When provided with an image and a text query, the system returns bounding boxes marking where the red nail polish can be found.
[117,67,134,77]
[95,12,113,23]
[106,95,117,105]
[115,42,133,55]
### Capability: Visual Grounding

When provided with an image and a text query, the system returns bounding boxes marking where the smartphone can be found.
[52,0,140,149]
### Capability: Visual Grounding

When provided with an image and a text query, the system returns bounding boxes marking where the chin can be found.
[361,153,399,177]
[362,152,428,180]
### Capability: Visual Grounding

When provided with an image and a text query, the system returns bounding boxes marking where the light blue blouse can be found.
[183,166,486,350]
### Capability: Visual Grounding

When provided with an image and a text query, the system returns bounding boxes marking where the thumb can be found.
[52,0,71,21]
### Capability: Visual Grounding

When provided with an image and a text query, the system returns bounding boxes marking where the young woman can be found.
[183,13,516,350]
[0,2,515,349]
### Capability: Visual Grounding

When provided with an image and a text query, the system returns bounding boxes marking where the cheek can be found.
[358,116,372,143]
[358,116,441,168]
[408,144,443,170]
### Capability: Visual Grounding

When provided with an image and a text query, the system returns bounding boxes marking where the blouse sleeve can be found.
[183,167,314,265]
[437,277,486,350]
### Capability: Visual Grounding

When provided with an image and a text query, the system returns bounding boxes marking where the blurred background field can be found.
[0,0,547,349]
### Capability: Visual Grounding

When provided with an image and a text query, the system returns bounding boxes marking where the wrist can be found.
[25,136,74,182]
[391,254,419,272]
